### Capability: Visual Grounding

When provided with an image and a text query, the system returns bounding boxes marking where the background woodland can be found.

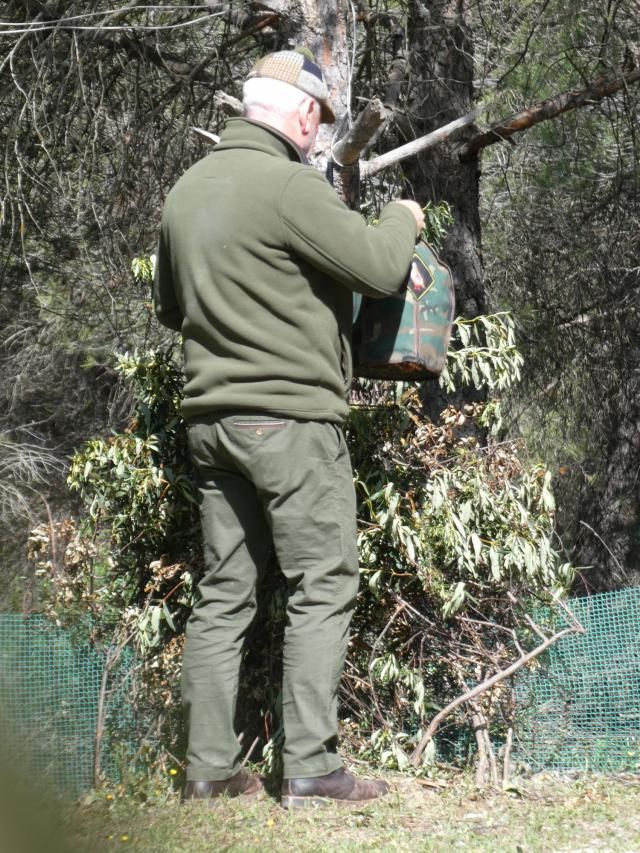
[1,0,639,779]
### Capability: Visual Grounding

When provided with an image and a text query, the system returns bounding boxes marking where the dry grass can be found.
[26,770,639,853]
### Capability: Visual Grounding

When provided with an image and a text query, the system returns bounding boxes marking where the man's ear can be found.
[299,97,317,134]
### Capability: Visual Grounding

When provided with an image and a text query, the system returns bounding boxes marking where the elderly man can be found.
[153,50,424,808]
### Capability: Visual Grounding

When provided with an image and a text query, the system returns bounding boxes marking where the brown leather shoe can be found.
[281,767,389,809]
[183,769,263,802]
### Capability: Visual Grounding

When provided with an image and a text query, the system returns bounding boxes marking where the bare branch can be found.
[5,0,218,82]
[332,98,389,167]
[115,33,215,82]
[360,109,479,178]
[358,64,640,177]
[409,613,585,767]
[459,65,640,160]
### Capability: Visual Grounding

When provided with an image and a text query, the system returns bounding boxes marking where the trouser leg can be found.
[252,421,360,779]
[182,421,270,782]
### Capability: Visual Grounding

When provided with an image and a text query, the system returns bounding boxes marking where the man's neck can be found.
[244,108,308,155]
[237,116,308,164]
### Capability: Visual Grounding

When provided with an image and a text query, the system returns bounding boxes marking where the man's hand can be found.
[395,200,425,237]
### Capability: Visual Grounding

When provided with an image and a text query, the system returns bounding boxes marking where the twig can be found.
[502,726,513,789]
[93,628,136,788]
[240,736,260,768]
[410,616,584,767]
[522,613,547,642]
[579,520,630,582]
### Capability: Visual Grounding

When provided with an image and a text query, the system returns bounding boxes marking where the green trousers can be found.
[182,412,359,781]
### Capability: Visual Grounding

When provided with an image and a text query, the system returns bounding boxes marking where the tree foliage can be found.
[480,6,640,587]
[26,294,572,778]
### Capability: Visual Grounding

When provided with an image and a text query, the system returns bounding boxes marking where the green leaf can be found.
[471,532,483,560]
[490,547,501,581]
[162,601,176,632]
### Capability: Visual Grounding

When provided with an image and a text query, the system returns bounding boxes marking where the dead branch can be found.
[214,90,243,116]
[409,609,584,767]
[459,64,640,160]
[239,735,260,768]
[361,109,479,178]
[93,627,136,788]
[358,63,640,176]
[332,99,389,167]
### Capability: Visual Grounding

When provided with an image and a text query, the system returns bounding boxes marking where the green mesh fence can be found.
[514,587,640,773]
[1,588,639,796]
[0,615,138,798]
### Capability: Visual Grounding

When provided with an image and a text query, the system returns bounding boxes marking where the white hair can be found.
[242,77,310,117]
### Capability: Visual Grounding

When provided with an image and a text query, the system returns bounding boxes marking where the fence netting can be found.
[0,615,137,798]
[1,588,638,797]
[514,587,640,773]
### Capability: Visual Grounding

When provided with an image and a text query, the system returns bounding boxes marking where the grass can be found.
[17,770,640,853]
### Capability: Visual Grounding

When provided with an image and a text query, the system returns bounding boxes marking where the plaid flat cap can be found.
[247,50,336,124]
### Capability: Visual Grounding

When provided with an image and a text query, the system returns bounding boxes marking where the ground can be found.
[8,770,640,852]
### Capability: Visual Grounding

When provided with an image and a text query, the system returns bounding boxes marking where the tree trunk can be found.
[263,0,488,330]
[402,0,486,417]
[406,0,485,320]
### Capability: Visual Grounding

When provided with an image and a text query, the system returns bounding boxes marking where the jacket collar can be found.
[214,117,308,165]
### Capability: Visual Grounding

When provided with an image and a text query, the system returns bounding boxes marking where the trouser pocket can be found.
[231,417,288,431]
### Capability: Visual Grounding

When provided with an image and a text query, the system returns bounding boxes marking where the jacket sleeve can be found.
[279,167,418,298]
[152,228,184,332]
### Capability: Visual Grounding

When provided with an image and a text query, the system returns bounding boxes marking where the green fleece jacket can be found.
[153,118,417,423]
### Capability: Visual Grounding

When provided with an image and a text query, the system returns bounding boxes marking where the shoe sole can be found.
[281,793,386,809]
[183,786,265,805]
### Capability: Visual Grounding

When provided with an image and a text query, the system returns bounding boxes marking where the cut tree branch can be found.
[332,98,389,166]
[331,98,388,206]
[361,109,479,178]
[359,63,640,176]
[214,90,243,116]
[459,64,640,160]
